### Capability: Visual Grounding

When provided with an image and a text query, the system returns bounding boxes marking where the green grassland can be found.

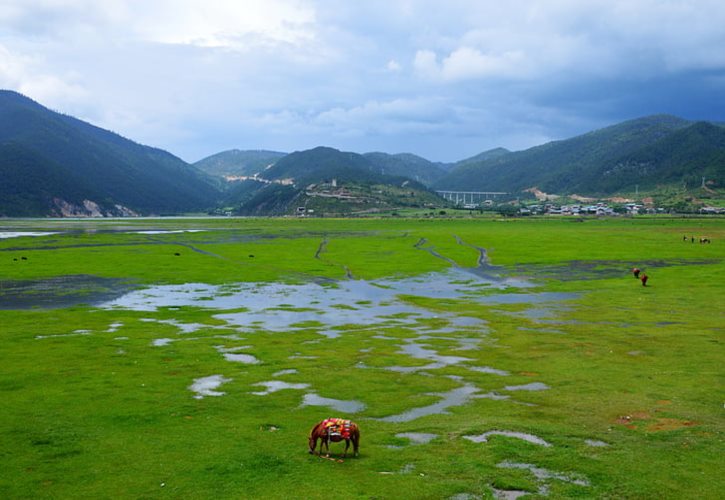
[1,216,723,499]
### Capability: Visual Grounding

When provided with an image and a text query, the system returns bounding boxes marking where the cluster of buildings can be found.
[519,202,650,216]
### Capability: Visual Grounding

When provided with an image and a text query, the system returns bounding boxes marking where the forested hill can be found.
[435,115,724,195]
[260,146,379,185]
[0,90,219,216]
[194,149,287,178]
[362,152,449,186]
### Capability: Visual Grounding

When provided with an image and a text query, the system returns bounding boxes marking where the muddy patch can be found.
[508,258,721,282]
[646,418,697,432]
[0,275,135,310]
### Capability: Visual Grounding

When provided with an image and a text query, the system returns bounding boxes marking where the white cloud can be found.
[2,1,725,161]
[130,0,316,50]
[0,44,87,105]
[386,59,401,72]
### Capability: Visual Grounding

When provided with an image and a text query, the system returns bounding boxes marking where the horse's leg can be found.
[343,439,350,458]
[353,431,360,457]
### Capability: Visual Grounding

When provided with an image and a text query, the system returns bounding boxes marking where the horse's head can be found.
[308,431,318,454]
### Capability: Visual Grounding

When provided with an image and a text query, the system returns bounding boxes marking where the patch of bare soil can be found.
[646,419,697,432]
[615,408,697,432]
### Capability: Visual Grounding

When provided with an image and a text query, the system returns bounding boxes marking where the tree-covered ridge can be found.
[435,115,712,195]
[0,90,220,216]
[260,146,377,185]
[363,152,449,186]
[194,149,287,178]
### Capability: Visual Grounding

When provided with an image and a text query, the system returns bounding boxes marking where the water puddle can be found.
[377,382,480,422]
[189,375,231,399]
[503,382,549,392]
[272,369,298,377]
[467,366,510,376]
[464,430,552,447]
[99,269,577,339]
[584,439,609,447]
[36,331,92,340]
[215,345,259,364]
[0,231,58,239]
[491,488,530,500]
[496,461,590,494]
[396,432,438,445]
[383,340,471,373]
[300,393,366,413]
[133,229,207,235]
[152,338,175,346]
[0,275,135,310]
[140,318,218,334]
[251,380,310,395]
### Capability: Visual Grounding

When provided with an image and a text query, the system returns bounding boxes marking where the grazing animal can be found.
[308,418,360,458]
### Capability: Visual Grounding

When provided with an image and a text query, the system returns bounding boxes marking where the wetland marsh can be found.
[1,216,723,498]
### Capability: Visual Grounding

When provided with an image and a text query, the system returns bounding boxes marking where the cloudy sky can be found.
[2,1,724,162]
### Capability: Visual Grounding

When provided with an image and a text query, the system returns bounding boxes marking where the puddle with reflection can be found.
[215,345,259,364]
[251,380,310,395]
[141,318,219,334]
[503,382,549,392]
[1,275,135,310]
[497,461,590,494]
[467,366,510,376]
[300,393,366,413]
[99,269,576,338]
[396,432,438,445]
[273,369,298,377]
[152,338,174,346]
[189,375,231,399]
[377,382,480,422]
[491,488,530,500]
[0,231,58,239]
[384,340,472,373]
[464,430,552,447]
[133,229,206,235]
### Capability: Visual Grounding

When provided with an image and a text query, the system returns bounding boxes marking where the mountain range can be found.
[1,89,722,216]
[0,90,218,216]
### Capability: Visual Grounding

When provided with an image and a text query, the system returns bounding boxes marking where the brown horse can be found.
[308,418,360,457]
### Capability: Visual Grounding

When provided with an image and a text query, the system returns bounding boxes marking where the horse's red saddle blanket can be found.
[322,418,352,439]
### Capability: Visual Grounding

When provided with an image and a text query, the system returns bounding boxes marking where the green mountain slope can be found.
[363,152,448,186]
[221,146,442,215]
[436,115,700,194]
[0,90,219,215]
[260,146,377,186]
[596,121,725,192]
[453,147,511,168]
[0,143,98,216]
[194,149,287,178]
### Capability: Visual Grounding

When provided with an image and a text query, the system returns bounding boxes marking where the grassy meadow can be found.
[0,216,723,499]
